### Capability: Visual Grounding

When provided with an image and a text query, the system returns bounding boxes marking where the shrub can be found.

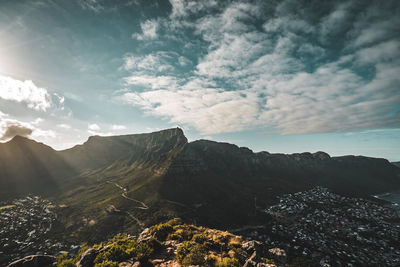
[261,257,275,264]
[94,233,154,264]
[145,237,162,252]
[127,241,153,261]
[57,257,75,267]
[167,233,183,241]
[192,233,208,244]
[227,236,243,247]
[94,260,118,267]
[177,241,207,266]
[215,257,240,267]
[148,223,174,241]
[56,243,90,266]
[166,217,183,226]
[94,245,129,263]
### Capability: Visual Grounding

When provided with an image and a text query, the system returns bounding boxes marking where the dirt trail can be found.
[106,181,149,228]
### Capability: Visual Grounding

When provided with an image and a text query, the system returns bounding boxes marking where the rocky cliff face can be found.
[391,161,400,168]
[164,139,400,195]
[60,128,187,172]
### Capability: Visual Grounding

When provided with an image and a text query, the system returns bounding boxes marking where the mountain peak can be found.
[9,135,31,143]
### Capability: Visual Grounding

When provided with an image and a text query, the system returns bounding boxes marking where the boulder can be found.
[7,255,56,267]
[241,240,263,254]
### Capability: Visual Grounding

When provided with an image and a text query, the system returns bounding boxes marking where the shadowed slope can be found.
[0,136,76,200]
[158,140,400,227]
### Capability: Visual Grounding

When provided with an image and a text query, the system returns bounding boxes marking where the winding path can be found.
[106,181,149,210]
[106,181,149,228]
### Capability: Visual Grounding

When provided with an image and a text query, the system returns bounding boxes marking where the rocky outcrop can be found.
[56,220,289,267]
[7,255,56,267]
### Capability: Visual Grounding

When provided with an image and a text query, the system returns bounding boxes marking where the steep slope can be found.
[0,136,76,200]
[392,161,400,168]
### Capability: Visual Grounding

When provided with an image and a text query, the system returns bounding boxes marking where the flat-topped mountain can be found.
[1,128,399,242]
[61,127,187,172]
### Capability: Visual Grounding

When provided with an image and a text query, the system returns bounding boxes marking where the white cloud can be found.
[132,19,158,40]
[123,75,178,90]
[88,123,100,131]
[124,52,175,73]
[31,128,56,139]
[111,124,126,130]
[57,123,71,129]
[0,75,52,111]
[119,0,400,135]
[31,118,44,125]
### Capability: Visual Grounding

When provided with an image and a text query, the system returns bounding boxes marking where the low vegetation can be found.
[58,218,297,266]
[57,234,156,266]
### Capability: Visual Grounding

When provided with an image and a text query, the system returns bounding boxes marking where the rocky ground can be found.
[9,218,291,267]
[0,196,77,265]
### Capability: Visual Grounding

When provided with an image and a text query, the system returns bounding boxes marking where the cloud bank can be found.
[118,0,400,135]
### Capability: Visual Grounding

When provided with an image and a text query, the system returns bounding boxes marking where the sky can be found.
[0,0,399,161]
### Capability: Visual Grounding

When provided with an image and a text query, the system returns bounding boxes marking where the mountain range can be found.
[1,128,399,242]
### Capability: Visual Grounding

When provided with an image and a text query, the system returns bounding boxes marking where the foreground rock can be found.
[7,255,56,267]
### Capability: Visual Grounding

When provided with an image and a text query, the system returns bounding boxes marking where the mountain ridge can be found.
[1,128,400,243]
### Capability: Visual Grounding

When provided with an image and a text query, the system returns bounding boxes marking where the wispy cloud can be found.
[123,52,176,73]
[132,19,159,40]
[78,0,104,13]
[123,75,179,90]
